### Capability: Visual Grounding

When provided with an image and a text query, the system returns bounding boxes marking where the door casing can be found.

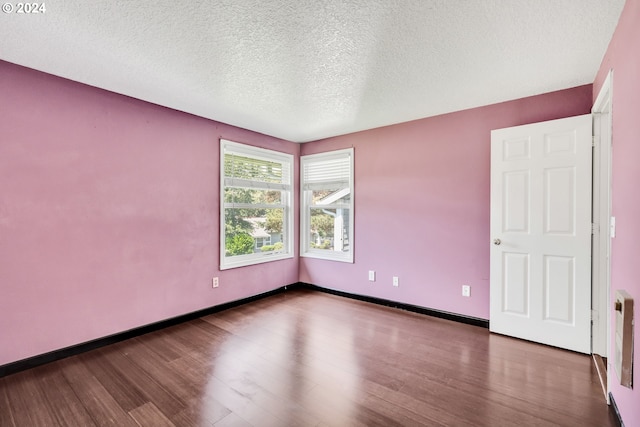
[591,70,613,396]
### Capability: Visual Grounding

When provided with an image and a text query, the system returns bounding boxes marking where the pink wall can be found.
[593,0,640,424]
[1,34,624,422]
[300,86,593,320]
[0,60,299,366]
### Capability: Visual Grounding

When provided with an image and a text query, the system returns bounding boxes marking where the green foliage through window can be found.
[301,148,354,263]
[221,140,293,269]
[225,233,255,256]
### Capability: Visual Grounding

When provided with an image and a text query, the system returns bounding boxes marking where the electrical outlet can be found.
[393,276,399,287]
[462,285,471,297]
[368,270,376,282]
[212,277,219,288]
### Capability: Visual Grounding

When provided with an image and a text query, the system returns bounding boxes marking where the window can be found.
[220,140,293,269]
[301,148,354,262]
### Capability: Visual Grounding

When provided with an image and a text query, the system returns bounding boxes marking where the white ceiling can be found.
[0,1,625,142]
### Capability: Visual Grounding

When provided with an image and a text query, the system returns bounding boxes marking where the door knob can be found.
[493,238,501,245]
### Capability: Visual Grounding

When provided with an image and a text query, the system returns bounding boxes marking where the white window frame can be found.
[300,148,354,263]
[220,140,294,270]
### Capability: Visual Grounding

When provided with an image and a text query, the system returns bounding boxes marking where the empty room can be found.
[1,1,639,426]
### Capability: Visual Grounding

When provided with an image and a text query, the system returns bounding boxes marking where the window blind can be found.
[223,142,291,191]
[300,147,354,263]
[220,139,294,270]
[302,150,352,190]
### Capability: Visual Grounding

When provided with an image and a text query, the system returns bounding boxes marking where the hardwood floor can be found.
[0,288,618,426]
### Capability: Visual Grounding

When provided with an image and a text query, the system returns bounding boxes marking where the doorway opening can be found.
[591,69,613,401]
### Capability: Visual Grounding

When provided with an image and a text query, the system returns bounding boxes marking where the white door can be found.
[490,114,592,354]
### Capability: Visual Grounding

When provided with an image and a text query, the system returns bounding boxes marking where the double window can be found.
[300,148,354,263]
[220,141,353,268]
[220,140,294,270]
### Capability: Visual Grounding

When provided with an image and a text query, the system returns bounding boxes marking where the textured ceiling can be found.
[0,1,625,142]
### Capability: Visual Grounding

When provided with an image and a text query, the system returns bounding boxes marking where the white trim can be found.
[221,139,293,163]
[593,71,613,114]
[300,148,354,263]
[591,70,613,402]
[220,139,294,270]
[225,203,287,209]
[224,178,289,191]
[310,203,351,209]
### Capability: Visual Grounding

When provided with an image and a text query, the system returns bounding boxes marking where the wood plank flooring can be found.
[0,288,618,426]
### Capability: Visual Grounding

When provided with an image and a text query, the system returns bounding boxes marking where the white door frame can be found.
[591,71,613,365]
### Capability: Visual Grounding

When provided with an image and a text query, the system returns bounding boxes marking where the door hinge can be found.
[592,136,596,147]
[592,223,599,235]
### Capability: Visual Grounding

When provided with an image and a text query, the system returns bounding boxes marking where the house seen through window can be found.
[301,148,354,263]
[220,140,293,270]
